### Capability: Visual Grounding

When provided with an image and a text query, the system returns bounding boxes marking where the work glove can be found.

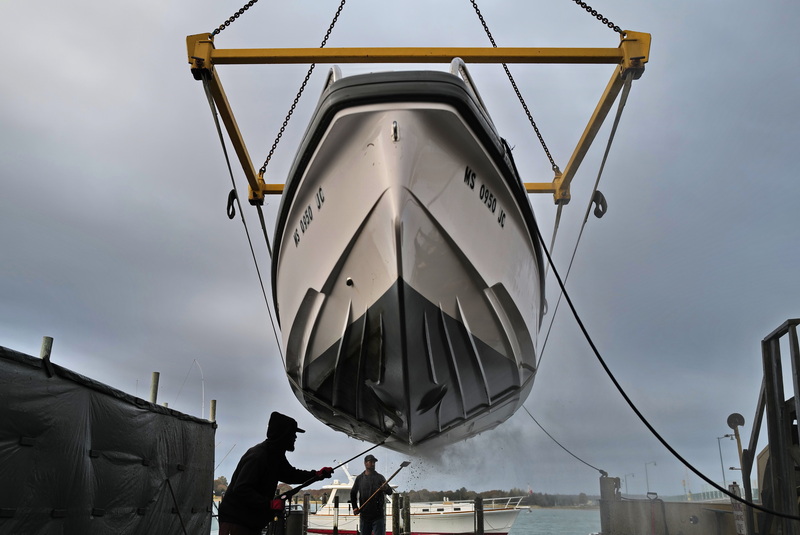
[316,466,334,479]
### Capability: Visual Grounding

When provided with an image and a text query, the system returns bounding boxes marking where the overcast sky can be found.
[2,0,799,498]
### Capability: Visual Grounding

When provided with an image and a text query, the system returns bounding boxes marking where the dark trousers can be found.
[360,516,386,535]
[219,521,263,535]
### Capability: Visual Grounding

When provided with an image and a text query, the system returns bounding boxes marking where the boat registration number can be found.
[464,166,506,228]
[293,187,325,247]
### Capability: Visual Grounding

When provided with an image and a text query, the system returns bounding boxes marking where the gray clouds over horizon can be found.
[2,0,798,496]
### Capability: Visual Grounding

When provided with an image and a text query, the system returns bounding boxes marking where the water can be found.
[509,508,601,535]
[211,507,601,535]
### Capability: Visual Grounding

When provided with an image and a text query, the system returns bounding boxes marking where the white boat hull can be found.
[306,508,523,535]
[306,476,525,535]
[272,70,544,451]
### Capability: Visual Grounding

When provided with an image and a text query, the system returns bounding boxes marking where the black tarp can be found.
[0,345,215,534]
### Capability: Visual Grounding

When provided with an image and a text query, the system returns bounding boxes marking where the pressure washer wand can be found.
[280,440,387,501]
[353,461,411,515]
[332,439,386,471]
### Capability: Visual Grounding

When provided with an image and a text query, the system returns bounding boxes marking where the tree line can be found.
[214,477,595,508]
[403,488,594,508]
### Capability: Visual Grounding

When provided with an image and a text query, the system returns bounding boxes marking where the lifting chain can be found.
[570,0,624,35]
[469,0,560,173]
[211,0,260,36]
[258,0,347,178]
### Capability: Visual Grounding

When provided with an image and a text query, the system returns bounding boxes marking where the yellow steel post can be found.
[525,30,650,203]
[187,33,266,204]
[551,70,625,205]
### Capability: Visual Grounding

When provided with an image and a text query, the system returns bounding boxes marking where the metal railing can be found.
[741,319,800,535]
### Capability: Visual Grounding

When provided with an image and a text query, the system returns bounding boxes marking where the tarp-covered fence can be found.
[0,345,215,534]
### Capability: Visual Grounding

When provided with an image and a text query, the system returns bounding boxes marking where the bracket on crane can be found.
[187,31,650,205]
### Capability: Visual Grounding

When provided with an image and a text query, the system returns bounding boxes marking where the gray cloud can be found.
[2,0,798,497]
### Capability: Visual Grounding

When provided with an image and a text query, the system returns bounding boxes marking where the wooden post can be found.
[303,493,310,535]
[475,496,484,535]
[392,494,400,535]
[333,495,339,535]
[149,372,160,404]
[599,476,620,535]
[210,400,217,422]
[40,336,55,377]
[39,336,53,360]
[402,495,411,535]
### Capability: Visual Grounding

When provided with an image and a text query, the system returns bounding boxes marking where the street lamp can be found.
[645,461,657,493]
[717,434,734,487]
[623,473,635,495]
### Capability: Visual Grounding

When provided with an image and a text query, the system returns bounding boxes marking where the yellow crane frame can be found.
[186,31,650,205]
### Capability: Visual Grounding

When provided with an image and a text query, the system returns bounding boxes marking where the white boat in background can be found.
[307,468,527,535]
[272,60,545,452]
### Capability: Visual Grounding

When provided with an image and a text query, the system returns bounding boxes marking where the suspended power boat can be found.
[271,60,545,451]
[187,27,650,452]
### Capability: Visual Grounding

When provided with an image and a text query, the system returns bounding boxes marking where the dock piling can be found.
[392,494,400,535]
[475,496,484,535]
[40,336,54,377]
[149,371,160,404]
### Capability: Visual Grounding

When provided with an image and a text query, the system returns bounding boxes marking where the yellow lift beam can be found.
[187,32,650,205]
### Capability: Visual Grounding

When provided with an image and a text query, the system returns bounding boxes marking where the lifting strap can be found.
[201,72,285,366]
[537,71,633,367]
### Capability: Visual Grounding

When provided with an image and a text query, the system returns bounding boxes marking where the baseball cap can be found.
[266,412,306,439]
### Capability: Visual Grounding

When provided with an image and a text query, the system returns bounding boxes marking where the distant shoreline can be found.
[528,505,599,510]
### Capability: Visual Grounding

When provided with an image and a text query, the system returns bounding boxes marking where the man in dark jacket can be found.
[350,454,393,535]
[218,412,333,535]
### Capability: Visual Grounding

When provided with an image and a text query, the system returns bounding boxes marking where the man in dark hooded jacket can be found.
[218,412,333,535]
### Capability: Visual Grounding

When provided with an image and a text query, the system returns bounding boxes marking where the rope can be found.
[257,204,274,259]
[523,73,799,519]
[173,358,198,407]
[215,443,238,471]
[256,203,285,366]
[258,0,347,177]
[533,178,800,522]
[165,477,189,535]
[536,73,632,369]
[201,0,351,367]
[469,0,559,173]
[523,406,606,476]
[544,204,563,282]
[200,72,285,366]
[250,0,349,363]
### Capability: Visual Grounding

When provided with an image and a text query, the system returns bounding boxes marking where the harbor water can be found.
[212,507,601,535]
[509,508,600,535]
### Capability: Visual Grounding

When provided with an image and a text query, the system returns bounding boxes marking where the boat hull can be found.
[306,509,522,535]
[308,491,524,535]
[272,71,544,451]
